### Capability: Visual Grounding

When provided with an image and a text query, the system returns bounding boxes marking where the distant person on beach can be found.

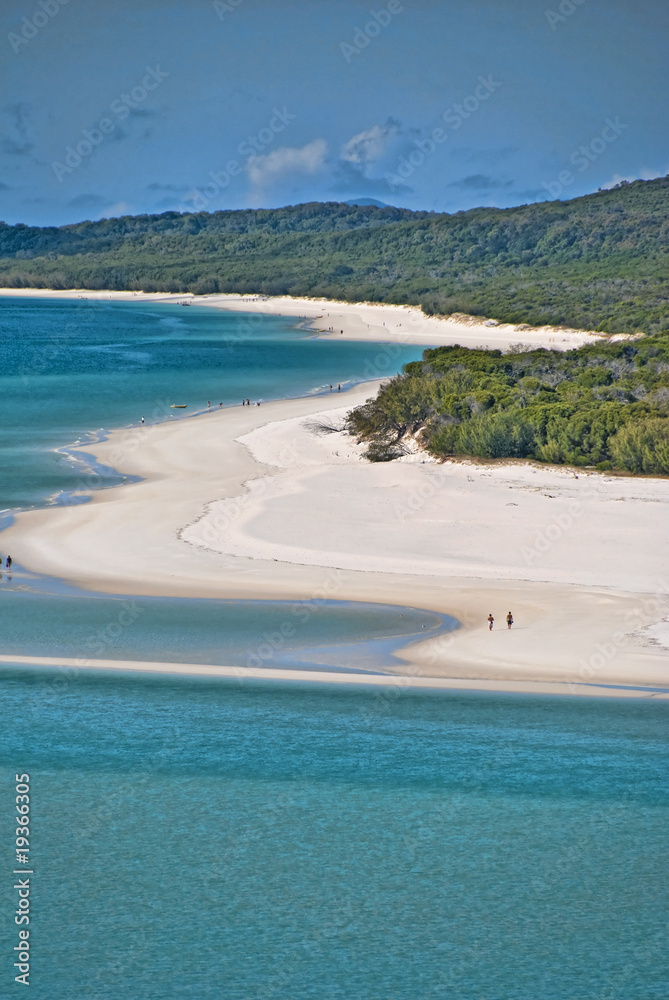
[6,555,12,570]
[337,384,341,391]
[141,416,144,424]
[207,400,211,408]
[506,612,514,629]
[219,402,222,408]
[329,385,333,392]
[487,613,494,631]
[247,398,250,406]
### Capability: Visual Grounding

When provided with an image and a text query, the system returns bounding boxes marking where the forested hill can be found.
[1,176,668,335]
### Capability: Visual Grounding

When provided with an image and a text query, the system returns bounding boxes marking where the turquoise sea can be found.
[0,297,667,998]
[0,296,414,511]
[0,677,667,1000]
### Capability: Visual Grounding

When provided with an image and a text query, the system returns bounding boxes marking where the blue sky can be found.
[1,0,667,226]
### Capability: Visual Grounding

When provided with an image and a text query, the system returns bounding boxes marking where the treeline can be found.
[346,336,669,475]
[1,177,668,335]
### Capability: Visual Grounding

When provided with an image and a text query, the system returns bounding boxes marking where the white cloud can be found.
[246,139,327,188]
[340,123,395,167]
[601,167,666,190]
[68,199,132,221]
[101,201,132,217]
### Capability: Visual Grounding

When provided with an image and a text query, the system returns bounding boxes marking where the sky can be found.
[1,0,667,227]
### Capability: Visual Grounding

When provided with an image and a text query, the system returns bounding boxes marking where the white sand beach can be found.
[195,293,606,350]
[3,372,668,695]
[0,287,604,350]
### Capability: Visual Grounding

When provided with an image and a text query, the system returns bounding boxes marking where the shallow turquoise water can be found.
[0,578,453,672]
[0,675,666,999]
[0,298,666,998]
[0,295,437,676]
[0,296,417,510]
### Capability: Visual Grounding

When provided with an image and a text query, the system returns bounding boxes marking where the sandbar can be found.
[2,373,667,695]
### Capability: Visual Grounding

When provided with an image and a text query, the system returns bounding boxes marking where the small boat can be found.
[170,404,188,408]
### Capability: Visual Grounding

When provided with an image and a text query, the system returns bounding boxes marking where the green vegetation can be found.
[1,176,668,335]
[346,336,669,475]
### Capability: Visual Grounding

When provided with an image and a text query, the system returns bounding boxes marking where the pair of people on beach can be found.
[488,612,513,630]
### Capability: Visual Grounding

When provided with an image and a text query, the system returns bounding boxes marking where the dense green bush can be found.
[346,335,669,475]
[609,418,669,474]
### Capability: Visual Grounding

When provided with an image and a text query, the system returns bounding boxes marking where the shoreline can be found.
[1,653,666,700]
[0,287,606,351]
[2,287,666,695]
[2,378,668,694]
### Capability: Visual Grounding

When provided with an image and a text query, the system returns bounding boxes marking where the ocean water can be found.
[0,297,667,998]
[0,578,454,672]
[0,296,417,511]
[0,294,447,673]
[0,295,446,674]
[0,675,666,999]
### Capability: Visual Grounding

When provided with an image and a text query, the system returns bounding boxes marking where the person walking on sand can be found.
[487,613,494,631]
[506,611,514,629]
[6,555,12,571]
